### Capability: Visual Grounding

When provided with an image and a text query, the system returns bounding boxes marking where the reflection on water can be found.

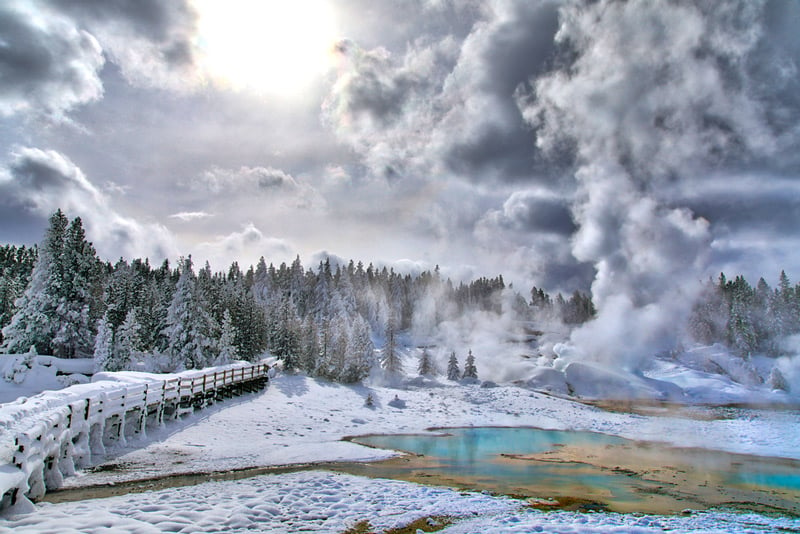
[346,427,800,515]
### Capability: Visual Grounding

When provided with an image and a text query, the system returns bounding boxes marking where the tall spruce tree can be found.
[164,257,218,370]
[463,349,478,380]
[1,210,69,355]
[418,349,436,376]
[447,351,460,381]
[381,314,402,378]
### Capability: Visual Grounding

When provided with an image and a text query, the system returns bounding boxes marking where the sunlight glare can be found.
[194,0,339,96]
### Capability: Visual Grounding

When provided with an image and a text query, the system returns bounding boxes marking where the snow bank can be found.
[564,362,684,401]
[56,373,800,495]
[0,355,93,404]
[2,470,796,533]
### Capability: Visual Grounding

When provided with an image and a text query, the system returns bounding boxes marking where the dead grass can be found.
[340,515,454,534]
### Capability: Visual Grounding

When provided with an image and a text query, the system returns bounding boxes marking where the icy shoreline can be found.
[3,372,800,532]
[60,373,800,492]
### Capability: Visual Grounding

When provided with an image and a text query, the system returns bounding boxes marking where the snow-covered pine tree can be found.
[418,349,436,376]
[111,308,141,371]
[299,316,319,374]
[51,217,102,358]
[93,314,113,372]
[341,315,374,383]
[768,367,789,392]
[1,210,69,355]
[381,314,402,378]
[463,349,478,380]
[216,309,238,365]
[326,315,349,381]
[447,351,460,381]
[164,257,218,370]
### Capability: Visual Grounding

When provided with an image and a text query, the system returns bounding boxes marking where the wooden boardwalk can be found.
[1,362,271,510]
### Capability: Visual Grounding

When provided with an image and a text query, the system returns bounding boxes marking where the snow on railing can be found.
[0,361,271,511]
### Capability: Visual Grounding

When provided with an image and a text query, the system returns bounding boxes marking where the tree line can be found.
[0,210,597,382]
[689,272,800,356]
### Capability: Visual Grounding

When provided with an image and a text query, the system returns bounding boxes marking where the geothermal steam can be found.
[520,0,780,369]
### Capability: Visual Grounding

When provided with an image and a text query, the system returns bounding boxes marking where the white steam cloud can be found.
[520,0,780,369]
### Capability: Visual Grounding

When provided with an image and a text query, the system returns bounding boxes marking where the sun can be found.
[194,0,339,96]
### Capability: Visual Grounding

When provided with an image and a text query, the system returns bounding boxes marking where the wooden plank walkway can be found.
[1,362,271,510]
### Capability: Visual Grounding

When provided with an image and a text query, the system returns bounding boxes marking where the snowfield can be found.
[2,353,799,532]
[55,373,800,490]
[5,470,799,533]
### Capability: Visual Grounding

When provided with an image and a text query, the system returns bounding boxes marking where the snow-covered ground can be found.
[0,354,93,404]
[5,470,799,533]
[2,350,799,532]
[54,373,799,489]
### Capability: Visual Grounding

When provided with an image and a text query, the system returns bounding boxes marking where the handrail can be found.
[1,361,271,510]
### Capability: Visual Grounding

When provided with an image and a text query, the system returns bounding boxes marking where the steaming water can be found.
[348,427,800,514]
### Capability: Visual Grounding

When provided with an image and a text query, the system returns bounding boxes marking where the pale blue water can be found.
[352,426,800,512]
[355,427,643,501]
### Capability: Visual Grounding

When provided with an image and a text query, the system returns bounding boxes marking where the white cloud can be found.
[0,2,104,119]
[0,147,178,261]
[169,211,213,222]
[195,223,294,270]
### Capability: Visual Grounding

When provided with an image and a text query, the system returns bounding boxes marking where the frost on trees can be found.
[165,257,219,370]
[342,316,374,383]
[2,210,102,357]
[93,314,113,372]
[216,309,238,365]
[113,308,142,371]
[381,314,402,379]
[418,349,436,377]
[463,349,478,380]
[447,351,460,381]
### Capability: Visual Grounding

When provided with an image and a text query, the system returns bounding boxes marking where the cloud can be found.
[0,1,104,118]
[516,0,800,368]
[46,0,202,90]
[323,1,563,185]
[0,0,203,121]
[195,223,294,270]
[169,211,213,222]
[0,147,178,261]
[193,166,299,194]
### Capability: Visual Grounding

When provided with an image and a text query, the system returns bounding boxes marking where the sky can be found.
[1,0,799,301]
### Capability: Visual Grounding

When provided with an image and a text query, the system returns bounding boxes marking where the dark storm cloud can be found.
[443,1,560,181]
[516,0,800,367]
[0,2,104,117]
[324,0,563,184]
[45,0,200,89]
[0,0,200,121]
[671,176,800,237]
[48,0,195,44]
[0,147,177,260]
[489,190,575,236]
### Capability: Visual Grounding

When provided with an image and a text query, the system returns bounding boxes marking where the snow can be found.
[0,355,93,404]
[3,470,798,533]
[49,372,800,492]
[2,352,799,532]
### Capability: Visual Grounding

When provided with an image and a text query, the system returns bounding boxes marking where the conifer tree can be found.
[51,217,102,358]
[447,351,460,381]
[381,314,402,378]
[299,317,319,374]
[418,349,435,376]
[216,309,238,365]
[112,308,141,371]
[342,316,374,383]
[1,210,69,355]
[93,314,113,372]
[165,257,218,370]
[463,349,478,380]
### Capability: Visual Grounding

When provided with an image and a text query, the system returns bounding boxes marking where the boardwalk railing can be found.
[0,361,271,510]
